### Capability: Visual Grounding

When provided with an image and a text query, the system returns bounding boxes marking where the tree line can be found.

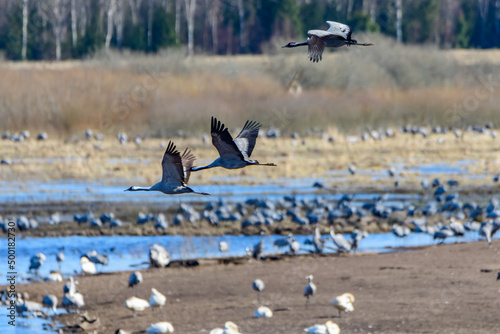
[0,0,499,61]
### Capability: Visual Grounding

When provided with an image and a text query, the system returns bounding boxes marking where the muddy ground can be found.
[10,241,500,334]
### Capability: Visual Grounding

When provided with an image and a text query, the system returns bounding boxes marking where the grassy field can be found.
[1,36,500,137]
[1,131,498,189]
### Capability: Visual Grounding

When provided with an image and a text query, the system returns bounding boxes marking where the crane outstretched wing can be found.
[326,21,352,40]
[180,148,196,184]
[234,120,261,158]
[211,117,245,160]
[161,141,185,186]
[306,33,326,62]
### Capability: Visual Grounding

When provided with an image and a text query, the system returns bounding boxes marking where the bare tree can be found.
[175,0,182,43]
[395,0,402,43]
[115,0,124,47]
[184,0,196,56]
[22,0,28,60]
[128,0,142,24]
[71,0,77,49]
[105,0,117,50]
[237,0,245,52]
[48,0,69,61]
[147,0,154,49]
[208,0,219,54]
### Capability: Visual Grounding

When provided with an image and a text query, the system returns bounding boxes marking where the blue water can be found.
[0,231,493,285]
[0,305,55,334]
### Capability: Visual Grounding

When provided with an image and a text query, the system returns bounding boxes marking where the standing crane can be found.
[190,117,276,171]
[304,275,317,308]
[126,141,209,195]
[282,21,373,62]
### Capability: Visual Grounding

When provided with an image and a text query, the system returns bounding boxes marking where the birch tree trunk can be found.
[237,0,245,52]
[71,0,77,49]
[175,0,181,43]
[128,0,138,24]
[396,0,403,43]
[209,0,218,54]
[115,0,124,47]
[105,0,116,50]
[184,0,196,56]
[147,0,153,49]
[53,0,63,61]
[22,0,28,60]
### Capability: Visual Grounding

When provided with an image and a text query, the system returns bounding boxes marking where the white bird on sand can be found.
[332,293,355,318]
[125,140,209,195]
[80,256,96,275]
[304,320,341,334]
[283,20,372,62]
[252,279,265,303]
[146,322,175,333]
[150,288,166,312]
[190,117,276,171]
[62,277,85,312]
[210,321,240,334]
[304,275,317,308]
[254,305,273,318]
[124,296,150,317]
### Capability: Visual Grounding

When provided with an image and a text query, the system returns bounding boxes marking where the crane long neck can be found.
[291,41,308,47]
[190,159,221,172]
[129,186,153,191]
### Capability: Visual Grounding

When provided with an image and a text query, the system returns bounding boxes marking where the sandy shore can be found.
[9,241,500,334]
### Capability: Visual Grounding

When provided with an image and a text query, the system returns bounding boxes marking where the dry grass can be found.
[1,132,498,191]
[1,37,500,136]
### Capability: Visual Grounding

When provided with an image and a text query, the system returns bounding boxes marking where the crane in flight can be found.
[126,141,209,195]
[190,117,276,172]
[283,21,373,62]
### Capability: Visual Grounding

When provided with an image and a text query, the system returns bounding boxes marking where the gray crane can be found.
[252,279,265,303]
[126,141,209,195]
[252,233,265,260]
[190,117,276,172]
[29,252,46,277]
[282,21,373,62]
[304,275,317,308]
[129,271,143,296]
[42,295,58,315]
[329,225,352,253]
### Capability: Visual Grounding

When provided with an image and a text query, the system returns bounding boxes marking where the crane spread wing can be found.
[211,116,245,160]
[326,21,352,40]
[180,148,196,184]
[234,120,261,158]
[307,33,327,62]
[161,141,185,186]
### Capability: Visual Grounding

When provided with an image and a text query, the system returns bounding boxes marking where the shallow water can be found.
[0,178,421,209]
[0,305,58,334]
[1,231,494,285]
